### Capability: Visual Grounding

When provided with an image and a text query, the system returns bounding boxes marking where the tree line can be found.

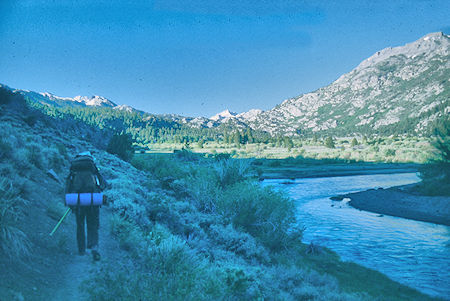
[25,99,295,148]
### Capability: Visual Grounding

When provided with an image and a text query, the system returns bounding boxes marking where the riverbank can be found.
[343,184,450,226]
[258,162,419,180]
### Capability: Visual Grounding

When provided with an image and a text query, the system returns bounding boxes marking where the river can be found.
[263,173,450,299]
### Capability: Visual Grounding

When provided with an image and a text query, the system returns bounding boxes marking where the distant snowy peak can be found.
[72,95,116,107]
[11,88,118,108]
[39,92,72,102]
[209,109,237,121]
[209,108,263,122]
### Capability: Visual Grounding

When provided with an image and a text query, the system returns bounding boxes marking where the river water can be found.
[263,173,450,299]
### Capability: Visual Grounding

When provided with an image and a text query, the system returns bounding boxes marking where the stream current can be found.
[264,173,450,299]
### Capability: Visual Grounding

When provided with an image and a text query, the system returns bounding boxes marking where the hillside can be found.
[0,87,439,300]
[248,32,449,136]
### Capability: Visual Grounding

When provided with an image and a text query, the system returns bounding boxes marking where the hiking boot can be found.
[91,250,101,261]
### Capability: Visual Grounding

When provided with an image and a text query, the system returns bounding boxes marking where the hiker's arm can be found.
[95,168,107,191]
[64,173,72,194]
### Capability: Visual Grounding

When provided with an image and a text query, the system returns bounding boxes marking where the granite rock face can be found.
[248,32,450,136]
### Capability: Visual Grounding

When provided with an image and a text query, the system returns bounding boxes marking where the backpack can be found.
[67,155,99,193]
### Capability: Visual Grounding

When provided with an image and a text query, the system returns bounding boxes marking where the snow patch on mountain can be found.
[73,95,116,107]
[210,109,237,121]
[5,86,118,108]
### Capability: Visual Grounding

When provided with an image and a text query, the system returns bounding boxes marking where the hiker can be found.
[65,151,107,260]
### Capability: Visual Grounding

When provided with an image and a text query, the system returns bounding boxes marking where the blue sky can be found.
[0,0,449,117]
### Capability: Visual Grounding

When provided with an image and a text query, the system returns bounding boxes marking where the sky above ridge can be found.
[0,0,449,117]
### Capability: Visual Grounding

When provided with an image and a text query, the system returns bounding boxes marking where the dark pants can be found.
[74,206,100,254]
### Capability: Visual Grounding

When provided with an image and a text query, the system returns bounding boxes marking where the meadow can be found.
[138,135,433,163]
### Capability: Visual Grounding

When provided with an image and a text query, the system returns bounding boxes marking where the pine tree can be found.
[197,139,205,149]
[325,136,335,149]
[245,128,253,144]
[107,132,133,161]
[284,136,294,151]
[234,130,241,146]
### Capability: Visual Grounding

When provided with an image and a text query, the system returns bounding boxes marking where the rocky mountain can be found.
[0,84,118,108]
[237,109,264,122]
[210,109,237,121]
[204,109,264,128]
[247,32,449,136]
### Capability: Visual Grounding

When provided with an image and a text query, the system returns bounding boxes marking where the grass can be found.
[0,179,31,259]
[287,246,436,300]
[0,107,69,263]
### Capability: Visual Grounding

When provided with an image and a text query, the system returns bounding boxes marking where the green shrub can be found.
[107,178,151,228]
[146,192,180,222]
[224,266,253,297]
[13,148,33,176]
[145,193,200,237]
[218,182,296,251]
[27,143,45,169]
[132,154,188,180]
[86,233,225,300]
[56,143,68,158]
[213,159,250,187]
[371,145,380,152]
[47,147,65,172]
[208,224,270,263]
[84,264,143,300]
[418,163,450,195]
[110,214,145,256]
[186,169,220,212]
[418,121,450,195]
[146,235,225,299]
[384,148,396,157]
[0,137,13,159]
[0,179,31,258]
[175,148,200,161]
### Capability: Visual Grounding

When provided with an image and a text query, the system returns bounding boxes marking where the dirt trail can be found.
[51,208,120,301]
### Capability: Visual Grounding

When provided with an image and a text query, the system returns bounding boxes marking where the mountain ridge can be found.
[2,32,449,136]
[247,32,449,135]
[0,85,118,108]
